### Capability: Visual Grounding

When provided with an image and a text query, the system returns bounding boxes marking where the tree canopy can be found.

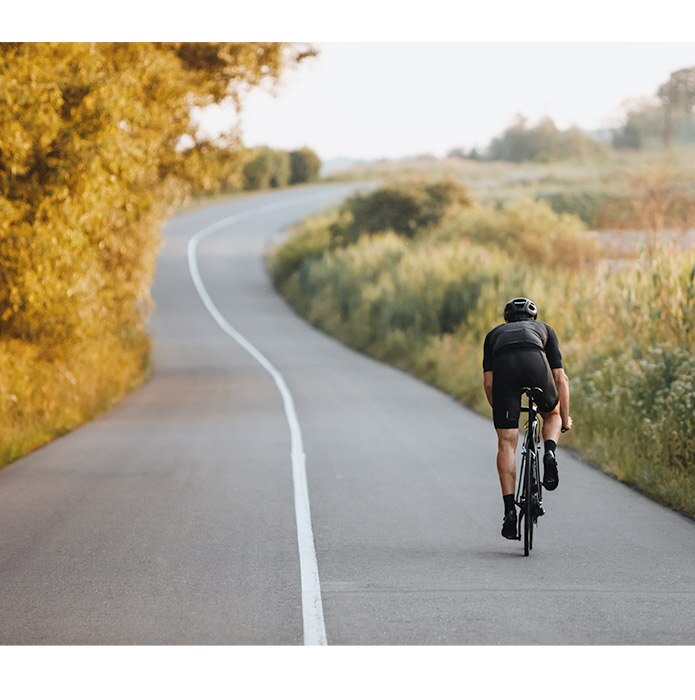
[486,115,605,163]
[0,42,314,346]
[0,43,316,465]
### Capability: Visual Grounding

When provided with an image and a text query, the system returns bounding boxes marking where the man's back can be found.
[483,320,562,371]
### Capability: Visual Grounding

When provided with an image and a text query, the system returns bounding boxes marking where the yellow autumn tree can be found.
[0,42,314,463]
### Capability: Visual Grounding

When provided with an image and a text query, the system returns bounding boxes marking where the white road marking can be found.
[187,193,329,646]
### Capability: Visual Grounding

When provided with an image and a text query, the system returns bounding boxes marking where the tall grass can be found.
[270,180,695,517]
[0,334,150,467]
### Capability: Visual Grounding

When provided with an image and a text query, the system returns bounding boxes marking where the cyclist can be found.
[482,297,572,540]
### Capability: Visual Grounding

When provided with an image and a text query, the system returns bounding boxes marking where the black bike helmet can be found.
[504,297,538,322]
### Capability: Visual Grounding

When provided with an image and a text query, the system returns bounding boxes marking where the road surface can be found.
[0,184,693,644]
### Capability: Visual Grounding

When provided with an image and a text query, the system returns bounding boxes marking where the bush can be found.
[331,179,471,245]
[270,178,695,516]
[289,147,321,184]
[536,191,612,227]
[574,346,695,513]
[0,333,151,466]
[269,212,336,287]
[435,198,602,269]
[242,147,291,190]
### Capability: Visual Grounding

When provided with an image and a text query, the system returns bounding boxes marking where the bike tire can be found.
[524,451,533,556]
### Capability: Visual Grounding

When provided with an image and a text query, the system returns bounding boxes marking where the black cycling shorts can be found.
[491,348,559,429]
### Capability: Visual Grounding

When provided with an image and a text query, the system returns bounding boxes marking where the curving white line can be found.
[186,194,328,646]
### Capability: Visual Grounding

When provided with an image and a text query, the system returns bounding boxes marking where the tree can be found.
[487,114,537,162]
[289,147,321,184]
[446,147,467,159]
[612,117,643,150]
[657,66,695,147]
[486,115,604,162]
[268,149,291,188]
[331,179,471,244]
[0,43,314,346]
[242,147,291,189]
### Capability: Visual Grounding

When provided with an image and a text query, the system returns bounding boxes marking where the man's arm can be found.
[552,367,572,430]
[483,371,493,408]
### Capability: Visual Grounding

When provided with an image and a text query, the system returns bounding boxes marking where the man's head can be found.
[504,297,538,322]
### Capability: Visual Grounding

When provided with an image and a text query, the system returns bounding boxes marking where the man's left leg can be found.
[496,428,519,539]
[540,402,561,490]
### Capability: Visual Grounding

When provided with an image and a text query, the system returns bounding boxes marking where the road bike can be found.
[515,387,545,556]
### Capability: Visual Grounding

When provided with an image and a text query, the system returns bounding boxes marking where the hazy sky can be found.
[198,43,695,161]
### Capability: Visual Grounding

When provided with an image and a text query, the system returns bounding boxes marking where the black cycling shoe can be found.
[501,509,518,539]
[543,450,559,491]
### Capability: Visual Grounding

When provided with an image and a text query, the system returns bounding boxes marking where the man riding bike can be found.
[482,298,573,540]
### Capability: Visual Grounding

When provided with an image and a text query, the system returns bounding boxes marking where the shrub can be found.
[501,198,602,269]
[573,346,695,513]
[242,147,291,190]
[331,179,471,245]
[269,212,336,287]
[289,147,321,184]
[536,190,612,227]
[435,198,603,269]
[270,179,695,516]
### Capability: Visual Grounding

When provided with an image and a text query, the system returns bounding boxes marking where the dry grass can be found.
[0,334,151,468]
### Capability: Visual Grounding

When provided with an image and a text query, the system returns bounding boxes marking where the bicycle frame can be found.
[515,387,544,554]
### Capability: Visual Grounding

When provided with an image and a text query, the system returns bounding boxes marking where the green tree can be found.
[242,147,292,190]
[658,66,695,147]
[268,149,291,187]
[446,147,467,159]
[487,115,604,162]
[289,147,321,184]
[612,118,643,150]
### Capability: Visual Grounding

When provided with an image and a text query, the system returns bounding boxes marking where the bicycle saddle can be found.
[521,386,544,403]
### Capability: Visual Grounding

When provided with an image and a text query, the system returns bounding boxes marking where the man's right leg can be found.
[496,428,519,539]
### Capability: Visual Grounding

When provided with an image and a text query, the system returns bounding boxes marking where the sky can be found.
[197,43,695,162]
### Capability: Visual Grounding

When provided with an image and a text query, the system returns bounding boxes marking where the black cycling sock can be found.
[544,440,557,454]
[503,494,515,512]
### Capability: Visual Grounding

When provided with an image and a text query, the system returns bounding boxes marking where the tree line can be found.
[448,65,695,162]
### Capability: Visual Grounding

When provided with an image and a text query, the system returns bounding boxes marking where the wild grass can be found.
[327,148,695,230]
[271,179,695,517]
[0,334,151,468]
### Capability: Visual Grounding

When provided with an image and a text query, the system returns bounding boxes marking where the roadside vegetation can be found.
[327,67,695,235]
[270,178,695,517]
[0,42,318,468]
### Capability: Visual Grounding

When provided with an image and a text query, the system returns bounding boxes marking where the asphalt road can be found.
[0,184,693,645]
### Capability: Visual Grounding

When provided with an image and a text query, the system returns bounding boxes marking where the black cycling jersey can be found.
[482,320,562,372]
